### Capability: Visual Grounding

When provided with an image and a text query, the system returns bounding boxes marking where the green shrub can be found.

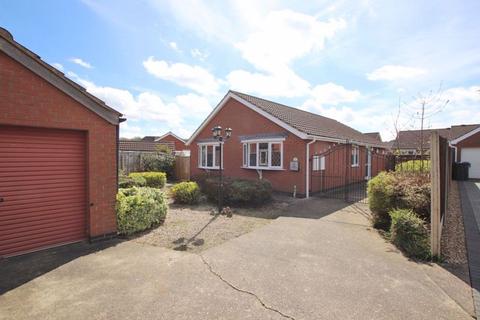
[116,187,168,235]
[228,179,272,206]
[394,173,431,221]
[171,181,201,204]
[368,171,431,229]
[141,154,175,179]
[119,174,147,188]
[389,209,430,259]
[367,172,397,229]
[129,172,166,188]
[395,160,430,173]
[194,174,272,207]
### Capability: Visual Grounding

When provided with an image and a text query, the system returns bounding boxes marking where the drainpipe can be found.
[306,139,316,199]
[117,118,127,191]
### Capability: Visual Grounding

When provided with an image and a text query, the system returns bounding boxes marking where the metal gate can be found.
[310,143,388,204]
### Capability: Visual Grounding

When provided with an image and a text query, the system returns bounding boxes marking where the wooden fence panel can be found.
[430,132,452,257]
[119,151,190,180]
[174,156,190,181]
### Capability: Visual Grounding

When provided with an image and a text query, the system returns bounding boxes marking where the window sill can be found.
[351,164,359,168]
[241,166,285,171]
[198,166,220,170]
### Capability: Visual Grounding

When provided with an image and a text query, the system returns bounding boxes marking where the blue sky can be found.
[1,0,479,140]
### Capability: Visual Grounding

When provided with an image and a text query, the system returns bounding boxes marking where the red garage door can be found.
[0,125,87,257]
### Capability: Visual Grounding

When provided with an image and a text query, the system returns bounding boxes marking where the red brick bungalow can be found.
[186,91,388,198]
[0,28,123,256]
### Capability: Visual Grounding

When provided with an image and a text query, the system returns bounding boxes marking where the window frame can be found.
[198,142,222,170]
[312,155,325,171]
[351,145,359,167]
[241,139,284,170]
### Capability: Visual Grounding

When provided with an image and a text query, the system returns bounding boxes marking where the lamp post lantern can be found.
[212,125,232,213]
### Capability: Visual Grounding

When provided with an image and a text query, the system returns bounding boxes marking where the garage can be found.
[451,125,480,180]
[0,28,123,257]
[0,126,87,256]
[461,148,480,179]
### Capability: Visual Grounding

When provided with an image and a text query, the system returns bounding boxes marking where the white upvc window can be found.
[198,143,222,169]
[351,145,359,167]
[312,155,325,171]
[242,139,283,170]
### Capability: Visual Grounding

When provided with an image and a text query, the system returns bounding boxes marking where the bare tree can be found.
[405,84,449,159]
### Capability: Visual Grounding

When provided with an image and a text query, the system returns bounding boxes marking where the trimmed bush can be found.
[395,160,430,173]
[389,209,430,259]
[119,174,147,188]
[141,153,175,179]
[116,187,168,235]
[228,178,272,206]
[129,172,166,188]
[171,181,201,204]
[195,174,272,207]
[367,172,397,229]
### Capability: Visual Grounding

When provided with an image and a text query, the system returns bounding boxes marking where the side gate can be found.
[310,143,388,204]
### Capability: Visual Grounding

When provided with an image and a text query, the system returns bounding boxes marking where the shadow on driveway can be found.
[0,239,121,295]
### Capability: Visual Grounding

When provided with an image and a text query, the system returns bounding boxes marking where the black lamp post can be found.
[212,125,232,213]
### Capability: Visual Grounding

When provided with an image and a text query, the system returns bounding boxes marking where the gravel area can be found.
[131,193,296,253]
[441,180,470,284]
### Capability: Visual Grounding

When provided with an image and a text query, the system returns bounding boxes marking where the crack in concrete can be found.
[199,254,296,320]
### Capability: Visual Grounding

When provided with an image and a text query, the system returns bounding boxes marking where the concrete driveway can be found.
[0,199,474,320]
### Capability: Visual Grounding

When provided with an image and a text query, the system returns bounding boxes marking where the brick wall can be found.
[0,51,118,237]
[158,135,186,151]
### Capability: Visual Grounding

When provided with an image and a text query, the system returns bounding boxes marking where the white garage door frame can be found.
[461,148,480,179]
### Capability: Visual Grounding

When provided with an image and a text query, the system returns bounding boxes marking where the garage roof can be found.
[0,27,123,125]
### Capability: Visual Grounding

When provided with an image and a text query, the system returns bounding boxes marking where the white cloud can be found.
[227,68,310,98]
[236,10,346,72]
[367,65,427,81]
[67,72,182,127]
[175,93,213,117]
[169,41,181,53]
[120,123,142,138]
[52,63,64,71]
[190,48,209,61]
[308,83,361,106]
[70,57,93,69]
[143,56,221,95]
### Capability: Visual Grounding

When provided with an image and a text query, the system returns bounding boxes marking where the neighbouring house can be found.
[364,132,383,142]
[391,124,479,156]
[186,90,389,198]
[0,28,123,257]
[120,139,175,153]
[141,131,188,154]
[392,124,480,178]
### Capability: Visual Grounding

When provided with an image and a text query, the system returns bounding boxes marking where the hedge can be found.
[116,187,168,235]
[171,181,201,204]
[367,171,431,229]
[395,160,431,173]
[141,153,175,179]
[119,174,147,188]
[194,174,272,206]
[129,172,166,188]
[389,208,430,259]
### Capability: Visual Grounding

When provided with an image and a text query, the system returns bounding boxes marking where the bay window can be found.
[242,140,283,170]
